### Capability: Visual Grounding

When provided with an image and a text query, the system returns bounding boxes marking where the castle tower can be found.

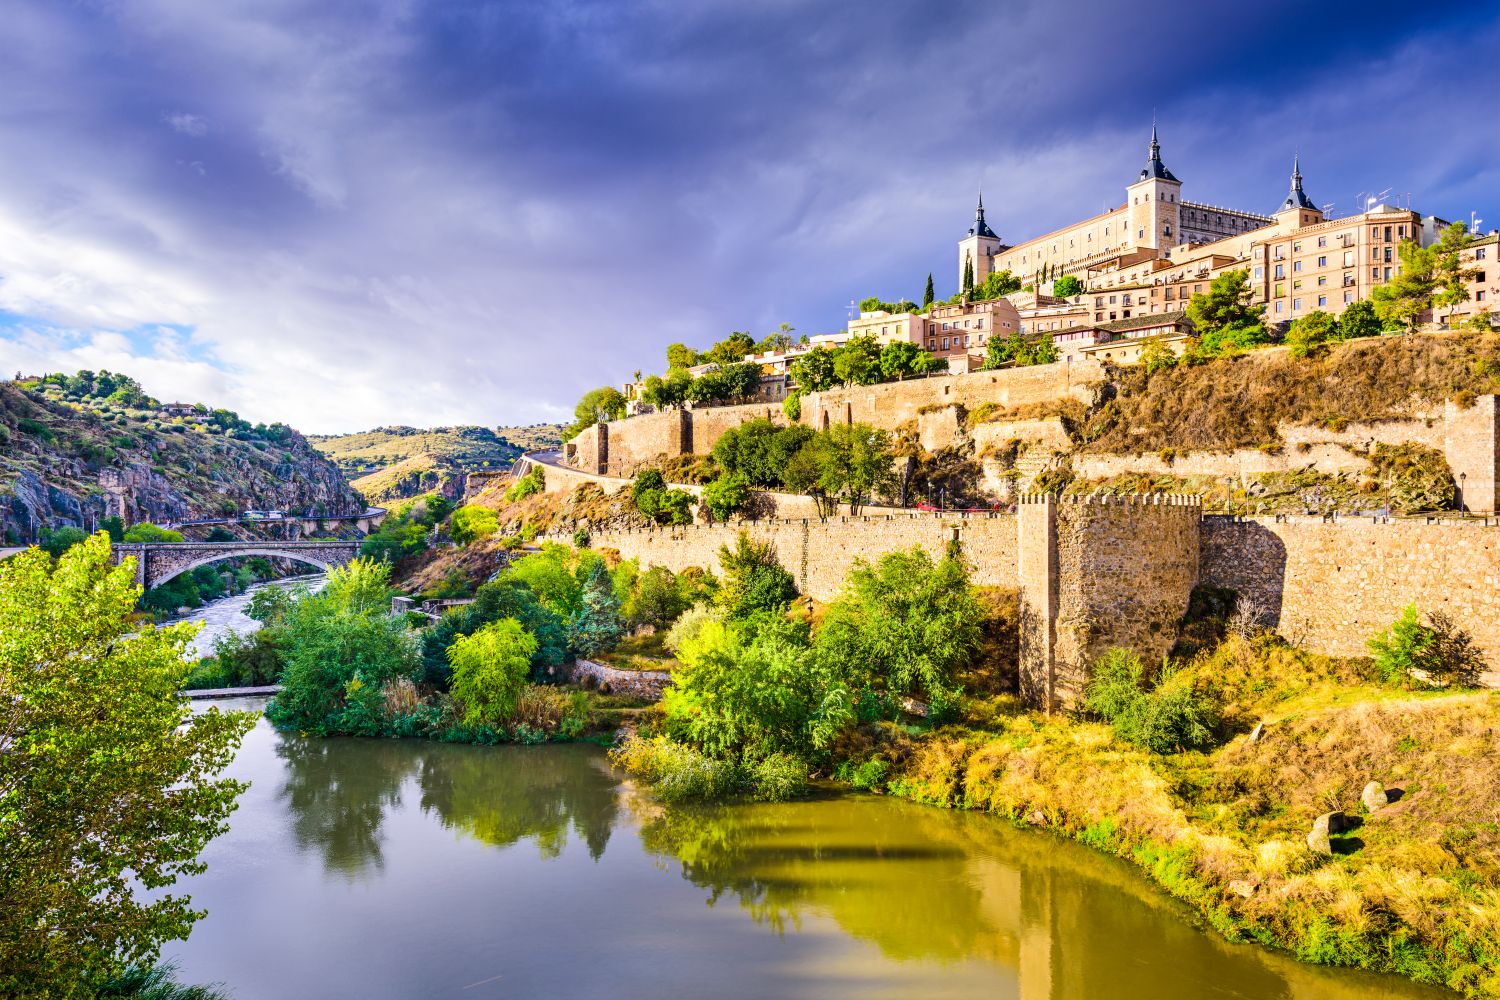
[1273,153,1323,230]
[1125,122,1182,251]
[957,192,1003,291]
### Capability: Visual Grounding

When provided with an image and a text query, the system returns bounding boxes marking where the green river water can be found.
[165,698,1448,999]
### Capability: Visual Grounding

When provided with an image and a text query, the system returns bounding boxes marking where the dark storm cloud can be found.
[0,0,1493,431]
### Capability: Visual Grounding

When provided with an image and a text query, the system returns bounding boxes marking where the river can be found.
[169,574,325,659]
[164,697,1449,1000]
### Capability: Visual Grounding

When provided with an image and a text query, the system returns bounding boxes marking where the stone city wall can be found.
[564,512,1022,602]
[1018,494,1202,710]
[797,359,1102,435]
[1200,515,1500,669]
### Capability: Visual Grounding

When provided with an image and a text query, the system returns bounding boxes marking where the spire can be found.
[1138,120,1178,183]
[1280,152,1317,211]
[970,190,997,239]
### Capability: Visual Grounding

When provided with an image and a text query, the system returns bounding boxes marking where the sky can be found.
[0,0,1495,434]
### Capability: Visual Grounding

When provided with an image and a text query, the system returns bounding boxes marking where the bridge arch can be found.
[147,548,348,590]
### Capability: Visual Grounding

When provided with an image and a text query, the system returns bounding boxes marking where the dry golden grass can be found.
[879,636,1500,995]
[1082,330,1500,454]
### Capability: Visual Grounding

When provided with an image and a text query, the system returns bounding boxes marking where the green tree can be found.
[832,334,883,386]
[974,270,1021,301]
[1432,222,1480,325]
[789,346,839,392]
[99,516,126,542]
[1024,334,1060,366]
[703,472,752,522]
[265,559,420,734]
[0,535,253,995]
[1371,241,1438,333]
[1053,274,1084,297]
[1138,338,1178,374]
[509,543,599,619]
[662,615,850,762]
[419,576,567,687]
[1285,310,1342,359]
[449,618,538,723]
[568,560,625,657]
[711,418,815,488]
[666,343,700,369]
[984,330,1021,369]
[962,255,974,296]
[449,505,499,544]
[1185,269,1266,354]
[814,548,982,713]
[705,331,757,367]
[39,525,89,557]
[564,386,627,440]
[878,340,937,380]
[792,423,894,514]
[1340,298,1381,340]
[717,533,798,619]
[629,566,688,631]
[923,273,935,308]
[123,523,185,543]
[1367,604,1484,688]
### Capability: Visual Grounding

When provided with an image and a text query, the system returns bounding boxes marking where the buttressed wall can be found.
[1018,494,1203,710]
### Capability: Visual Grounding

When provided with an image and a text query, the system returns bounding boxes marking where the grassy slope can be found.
[313,425,560,504]
[1079,330,1500,454]
[879,637,1500,996]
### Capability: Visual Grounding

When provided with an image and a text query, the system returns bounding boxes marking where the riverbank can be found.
[851,636,1499,997]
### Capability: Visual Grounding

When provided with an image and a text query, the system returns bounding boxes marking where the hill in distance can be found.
[310,423,563,503]
[0,372,361,545]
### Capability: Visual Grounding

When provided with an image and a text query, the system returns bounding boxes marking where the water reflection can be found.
[278,735,415,877]
[277,737,617,876]
[416,744,618,860]
[177,708,1447,1000]
[625,788,1449,1000]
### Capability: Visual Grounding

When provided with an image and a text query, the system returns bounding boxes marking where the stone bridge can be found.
[112,540,361,590]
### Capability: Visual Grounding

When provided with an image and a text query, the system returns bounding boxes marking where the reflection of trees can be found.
[417,744,620,860]
[626,788,1008,964]
[277,735,417,879]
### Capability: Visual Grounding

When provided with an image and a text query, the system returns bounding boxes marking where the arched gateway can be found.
[111,540,360,590]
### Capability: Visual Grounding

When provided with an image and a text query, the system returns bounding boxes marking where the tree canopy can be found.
[0,534,253,996]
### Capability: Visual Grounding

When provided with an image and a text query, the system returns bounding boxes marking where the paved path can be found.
[182,685,281,699]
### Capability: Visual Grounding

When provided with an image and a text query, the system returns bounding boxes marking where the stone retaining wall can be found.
[568,659,673,699]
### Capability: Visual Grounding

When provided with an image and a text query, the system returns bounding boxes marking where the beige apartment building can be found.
[1446,232,1497,327]
[847,297,1021,367]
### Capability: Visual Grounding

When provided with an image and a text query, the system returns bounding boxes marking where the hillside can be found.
[311,423,562,503]
[0,374,362,545]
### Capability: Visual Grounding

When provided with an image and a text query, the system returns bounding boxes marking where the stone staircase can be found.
[1012,447,1061,493]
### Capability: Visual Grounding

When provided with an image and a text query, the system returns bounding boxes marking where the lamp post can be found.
[1225,477,1233,516]
[1460,472,1467,518]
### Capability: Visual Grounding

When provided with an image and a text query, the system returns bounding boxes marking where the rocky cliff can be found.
[0,378,362,545]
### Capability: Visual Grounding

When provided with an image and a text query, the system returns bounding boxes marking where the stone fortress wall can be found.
[563,502,1500,708]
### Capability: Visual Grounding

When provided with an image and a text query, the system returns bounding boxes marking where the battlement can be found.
[1018,492,1203,506]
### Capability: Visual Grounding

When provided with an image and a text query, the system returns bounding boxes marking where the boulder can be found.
[1025,810,1047,826]
[1307,811,1343,855]
[1227,879,1257,899]
[1361,781,1388,812]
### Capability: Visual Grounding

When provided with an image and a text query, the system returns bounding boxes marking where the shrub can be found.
[448,618,538,724]
[1367,604,1484,688]
[504,465,545,502]
[702,472,751,522]
[1083,648,1220,753]
[572,528,591,548]
[609,735,743,802]
[122,523,184,543]
[39,526,90,557]
[449,505,499,544]
[749,752,810,802]
[716,533,797,619]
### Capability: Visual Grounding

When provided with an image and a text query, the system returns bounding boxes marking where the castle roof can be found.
[1279,154,1317,212]
[969,192,998,239]
[1138,123,1179,183]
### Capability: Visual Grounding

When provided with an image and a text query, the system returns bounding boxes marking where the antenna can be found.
[847,299,859,320]
[1322,202,1335,218]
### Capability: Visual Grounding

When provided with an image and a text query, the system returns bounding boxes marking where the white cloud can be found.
[163,111,208,137]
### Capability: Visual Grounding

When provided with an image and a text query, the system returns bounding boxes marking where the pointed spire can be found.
[1138,119,1178,183]
[1280,152,1316,212]
[971,190,997,239]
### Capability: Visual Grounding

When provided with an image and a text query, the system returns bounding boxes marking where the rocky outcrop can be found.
[0,380,361,545]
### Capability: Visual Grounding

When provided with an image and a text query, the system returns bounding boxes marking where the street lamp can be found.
[1225,477,1233,516]
[1460,472,1467,518]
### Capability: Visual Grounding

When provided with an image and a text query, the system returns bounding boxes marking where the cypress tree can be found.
[923,273,935,308]
[962,257,974,296]
[567,560,624,658]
